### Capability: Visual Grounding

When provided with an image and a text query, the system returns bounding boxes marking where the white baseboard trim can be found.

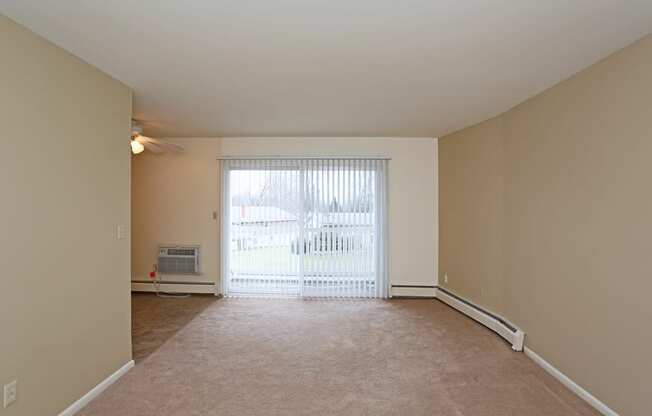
[433,287,616,414]
[524,347,618,416]
[58,360,134,416]
[435,287,524,351]
[131,282,217,294]
[390,286,436,298]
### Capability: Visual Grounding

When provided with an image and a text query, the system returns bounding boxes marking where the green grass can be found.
[231,246,372,275]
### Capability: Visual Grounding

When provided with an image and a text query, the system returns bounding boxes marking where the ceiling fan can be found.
[130,121,184,155]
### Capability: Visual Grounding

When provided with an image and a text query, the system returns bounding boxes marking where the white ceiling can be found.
[2,1,651,138]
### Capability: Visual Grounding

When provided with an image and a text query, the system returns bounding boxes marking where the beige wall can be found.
[439,34,652,415]
[0,16,132,416]
[131,138,221,284]
[132,137,438,292]
[439,117,505,314]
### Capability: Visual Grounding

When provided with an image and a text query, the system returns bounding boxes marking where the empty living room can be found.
[1,1,651,415]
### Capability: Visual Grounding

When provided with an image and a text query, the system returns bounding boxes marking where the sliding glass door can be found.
[220,158,388,298]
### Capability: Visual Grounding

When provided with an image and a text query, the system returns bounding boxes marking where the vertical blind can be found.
[220,158,388,298]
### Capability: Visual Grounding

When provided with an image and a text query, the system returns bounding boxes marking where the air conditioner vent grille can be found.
[167,248,196,256]
[158,245,200,274]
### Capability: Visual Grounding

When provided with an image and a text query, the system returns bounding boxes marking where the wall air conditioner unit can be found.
[158,245,200,275]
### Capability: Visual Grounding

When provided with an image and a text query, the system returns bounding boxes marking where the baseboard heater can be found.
[435,287,525,351]
[131,281,216,295]
[390,285,437,298]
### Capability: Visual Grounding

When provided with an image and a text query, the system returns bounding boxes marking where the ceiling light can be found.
[131,139,145,154]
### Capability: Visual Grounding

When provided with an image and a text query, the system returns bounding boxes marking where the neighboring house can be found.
[231,206,375,252]
[231,206,296,250]
[231,205,296,225]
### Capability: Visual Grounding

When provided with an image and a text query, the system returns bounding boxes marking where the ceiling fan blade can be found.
[136,137,164,154]
[160,141,185,153]
[143,137,185,153]
[135,135,185,154]
[143,142,165,154]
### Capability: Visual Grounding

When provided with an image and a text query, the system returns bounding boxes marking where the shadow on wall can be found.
[131,293,218,362]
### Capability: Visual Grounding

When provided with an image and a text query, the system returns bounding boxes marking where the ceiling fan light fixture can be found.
[131,139,145,154]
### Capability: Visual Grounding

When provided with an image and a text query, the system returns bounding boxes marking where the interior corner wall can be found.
[438,117,505,314]
[439,34,652,415]
[0,16,133,416]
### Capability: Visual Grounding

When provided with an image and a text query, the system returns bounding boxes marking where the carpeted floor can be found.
[79,295,599,415]
[131,293,218,362]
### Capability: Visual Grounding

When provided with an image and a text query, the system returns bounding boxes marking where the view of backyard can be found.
[231,246,374,276]
[226,162,379,296]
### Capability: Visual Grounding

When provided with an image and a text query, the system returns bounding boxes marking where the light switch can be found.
[116,224,128,240]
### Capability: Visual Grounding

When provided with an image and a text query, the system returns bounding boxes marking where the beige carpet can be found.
[131,293,218,362]
[79,296,598,415]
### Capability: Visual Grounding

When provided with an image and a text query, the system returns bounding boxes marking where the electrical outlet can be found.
[443,273,448,284]
[4,380,17,408]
